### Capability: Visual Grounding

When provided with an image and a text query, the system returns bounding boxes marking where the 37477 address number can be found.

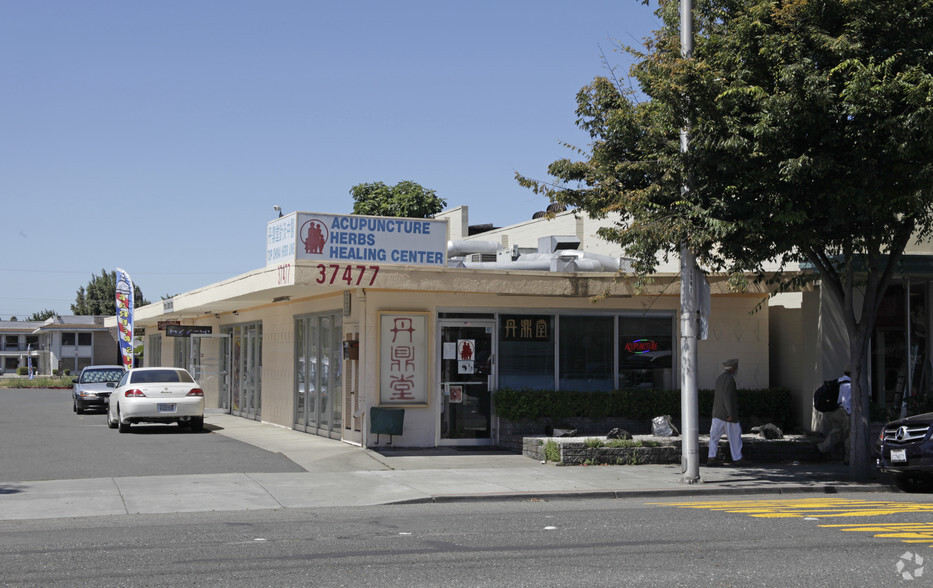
[315,264,380,286]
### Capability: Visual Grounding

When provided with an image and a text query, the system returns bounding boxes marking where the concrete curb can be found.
[394,482,892,505]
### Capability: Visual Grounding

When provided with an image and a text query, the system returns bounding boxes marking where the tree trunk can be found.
[848,328,874,481]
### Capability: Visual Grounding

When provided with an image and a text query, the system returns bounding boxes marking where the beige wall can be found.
[142,287,771,446]
[769,292,820,431]
[351,289,768,448]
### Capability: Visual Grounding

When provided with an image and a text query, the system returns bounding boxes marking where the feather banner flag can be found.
[115,268,135,370]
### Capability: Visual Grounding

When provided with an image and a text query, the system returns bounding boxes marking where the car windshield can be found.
[129,369,194,384]
[79,369,124,383]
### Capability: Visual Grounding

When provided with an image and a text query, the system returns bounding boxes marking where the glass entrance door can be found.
[189,334,230,411]
[439,320,495,444]
[295,312,343,438]
[226,323,262,421]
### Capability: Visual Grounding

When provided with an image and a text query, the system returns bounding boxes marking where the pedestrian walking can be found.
[818,366,852,463]
[707,358,745,466]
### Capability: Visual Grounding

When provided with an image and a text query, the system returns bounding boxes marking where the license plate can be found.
[891,448,907,463]
[157,403,176,413]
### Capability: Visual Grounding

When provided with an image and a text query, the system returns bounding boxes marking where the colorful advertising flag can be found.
[115,268,134,370]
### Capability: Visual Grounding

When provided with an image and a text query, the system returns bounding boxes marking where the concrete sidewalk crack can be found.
[244,472,287,509]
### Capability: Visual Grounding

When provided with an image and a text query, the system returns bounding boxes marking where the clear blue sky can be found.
[1,1,659,320]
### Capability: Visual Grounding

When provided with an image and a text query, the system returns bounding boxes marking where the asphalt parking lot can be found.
[0,387,305,483]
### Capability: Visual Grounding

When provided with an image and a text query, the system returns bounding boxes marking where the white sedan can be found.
[107,367,205,433]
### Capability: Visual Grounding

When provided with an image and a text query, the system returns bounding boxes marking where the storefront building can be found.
[124,209,771,448]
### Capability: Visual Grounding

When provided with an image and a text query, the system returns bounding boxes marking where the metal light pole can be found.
[680,0,701,484]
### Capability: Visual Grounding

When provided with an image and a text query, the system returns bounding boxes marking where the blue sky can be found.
[1,1,659,319]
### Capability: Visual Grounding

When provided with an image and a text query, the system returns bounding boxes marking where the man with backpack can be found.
[818,366,852,463]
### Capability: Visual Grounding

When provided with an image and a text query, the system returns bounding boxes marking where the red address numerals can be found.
[315,264,380,286]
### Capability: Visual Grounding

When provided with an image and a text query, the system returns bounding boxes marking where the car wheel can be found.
[117,408,131,433]
[107,407,118,429]
[894,475,933,493]
[189,417,204,433]
[73,399,77,413]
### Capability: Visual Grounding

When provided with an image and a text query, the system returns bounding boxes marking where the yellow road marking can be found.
[648,497,933,546]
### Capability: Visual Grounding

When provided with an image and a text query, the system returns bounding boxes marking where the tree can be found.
[72,269,150,316]
[27,309,57,322]
[517,0,933,480]
[350,181,447,218]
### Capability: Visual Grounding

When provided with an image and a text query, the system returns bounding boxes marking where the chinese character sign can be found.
[380,313,428,405]
[115,267,134,371]
[501,315,551,341]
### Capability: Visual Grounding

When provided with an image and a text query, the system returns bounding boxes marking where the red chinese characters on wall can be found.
[380,314,427,405]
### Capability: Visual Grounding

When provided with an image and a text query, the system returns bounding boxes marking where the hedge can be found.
[493,387,795,429]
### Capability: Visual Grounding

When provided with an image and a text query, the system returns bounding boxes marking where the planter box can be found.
[523,434,827,465]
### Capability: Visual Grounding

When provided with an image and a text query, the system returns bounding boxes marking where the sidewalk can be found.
[0,412,890,521]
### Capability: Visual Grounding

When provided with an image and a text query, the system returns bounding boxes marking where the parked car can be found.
[72,365,126,414]
[106,367,205,433]
[875,411,933,491]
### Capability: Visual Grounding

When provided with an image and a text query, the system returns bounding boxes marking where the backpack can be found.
[814,379,841,413]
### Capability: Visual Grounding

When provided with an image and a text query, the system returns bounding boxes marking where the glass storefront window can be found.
[499,315,554,390]
[619,316,674,390]
[559,316,613,391]
[496,313,675,392]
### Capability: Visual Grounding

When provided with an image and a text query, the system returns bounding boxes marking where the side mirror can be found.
[72,378,79,384]
[106,382,116,388]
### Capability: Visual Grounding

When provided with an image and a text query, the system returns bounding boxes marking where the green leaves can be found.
[71,269,149,316]
[517,0,933,289]
[349,181,447,218]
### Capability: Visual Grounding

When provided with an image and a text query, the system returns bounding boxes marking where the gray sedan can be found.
[72,365,126,414]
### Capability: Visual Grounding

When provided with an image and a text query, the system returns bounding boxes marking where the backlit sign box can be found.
[266,212,448,268]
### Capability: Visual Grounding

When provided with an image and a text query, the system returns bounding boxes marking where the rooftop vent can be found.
[538,235,581,254]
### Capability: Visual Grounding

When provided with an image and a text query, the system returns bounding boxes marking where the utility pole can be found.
[680,0,701,484]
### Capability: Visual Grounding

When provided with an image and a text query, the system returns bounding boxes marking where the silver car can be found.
[107,367,205,433]
[72,365,126,414]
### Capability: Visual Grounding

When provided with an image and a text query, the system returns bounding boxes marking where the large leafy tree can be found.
[518,0,933,479]
[72,269,149,316]
[350,181,447,218]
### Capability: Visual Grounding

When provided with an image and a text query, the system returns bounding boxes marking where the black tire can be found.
[107,408,118,429]
[189,417,204,433]
[117,408,130,433]
[893,475,933,493]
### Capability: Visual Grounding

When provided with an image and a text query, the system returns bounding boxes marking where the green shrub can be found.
[543,439,560,462]
[494,386,795,429]
[3,376,74,388]
[16,367,27,376]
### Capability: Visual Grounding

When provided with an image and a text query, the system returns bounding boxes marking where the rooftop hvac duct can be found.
[447,240,500,257]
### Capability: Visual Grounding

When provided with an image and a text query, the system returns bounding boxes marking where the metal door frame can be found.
[189,333,231,411]
[242,324,261,420]
[437,318,497,446]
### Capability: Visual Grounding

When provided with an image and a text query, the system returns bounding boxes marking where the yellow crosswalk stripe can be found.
[648,497,933,546]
